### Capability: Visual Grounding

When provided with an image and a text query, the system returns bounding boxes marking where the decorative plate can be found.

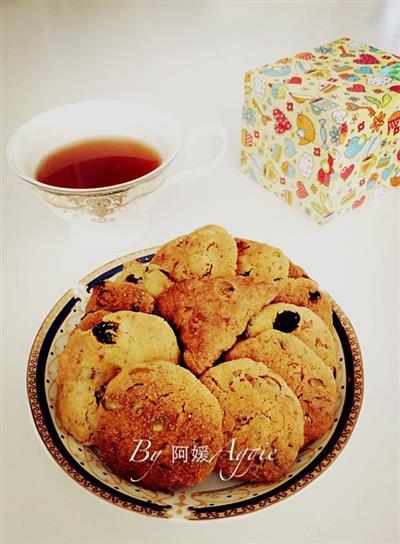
[27,248,363,520]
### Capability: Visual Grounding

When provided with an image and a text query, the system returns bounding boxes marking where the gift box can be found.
[241,37,400,224]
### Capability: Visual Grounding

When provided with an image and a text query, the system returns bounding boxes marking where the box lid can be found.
[249,37,400,111]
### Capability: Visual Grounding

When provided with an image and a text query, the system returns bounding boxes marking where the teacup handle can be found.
[156,122,228,194]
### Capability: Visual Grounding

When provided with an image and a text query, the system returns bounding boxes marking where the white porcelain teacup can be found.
[6,100,228,248]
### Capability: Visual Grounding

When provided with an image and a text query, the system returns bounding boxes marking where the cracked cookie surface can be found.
[236,238,290,280]
[157,277,278,376]
[95,361,223,490]
[226,330,336,444]
[152,225,237,281]
[201,359,304,483]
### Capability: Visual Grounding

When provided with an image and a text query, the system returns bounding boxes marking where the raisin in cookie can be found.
[157,277,278,376]
[56,311,180,445]
[226,330,336,444]
[201,359,304,483]
[247,303,337,371]
[152,225,237,281]
[95,361,223,490]
[115,260,172,298]
[273,278,333,332]
[236,238,289,280]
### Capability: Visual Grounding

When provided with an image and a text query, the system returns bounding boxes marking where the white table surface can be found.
[2,1,400,543]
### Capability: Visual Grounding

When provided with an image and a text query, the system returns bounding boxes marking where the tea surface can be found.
[36,138,162,189]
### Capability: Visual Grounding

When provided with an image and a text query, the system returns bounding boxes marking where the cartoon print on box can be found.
[241,37,400,224]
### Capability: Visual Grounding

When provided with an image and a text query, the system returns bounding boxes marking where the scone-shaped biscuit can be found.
[56,312,180,445]
[273,278,333,332]
[157,277,278,376]
[247,303,337,371]
[226,330,336,444]
[95,361,223,490]
[152,225,237,281]
[115,260,173,298]
[236,238,289,280]
[201,359,304,483]
[288,261,309,279]
[85,281,155,314]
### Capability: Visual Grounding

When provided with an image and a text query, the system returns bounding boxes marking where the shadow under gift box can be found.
[241,37,400,224]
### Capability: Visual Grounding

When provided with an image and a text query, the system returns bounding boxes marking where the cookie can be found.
[79,310,109,331]
[152,225,237,281]
[226,330,336,444]
[236,238,290,280]
[95,361,223,490]
[85,281,155,314]
[201,359,304,483]
[273,278,333,332]
[247,303,337,371]
[157,277,278,376]
[56,311,180,444]
[115,260,173,298]
[288,261,309,279]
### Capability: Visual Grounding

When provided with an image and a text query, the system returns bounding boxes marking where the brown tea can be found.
[35,138,162,190]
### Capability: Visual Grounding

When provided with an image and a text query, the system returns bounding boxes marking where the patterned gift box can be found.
[241,37,400,224]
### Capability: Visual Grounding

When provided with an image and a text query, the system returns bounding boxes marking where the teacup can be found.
[6,100,228,246]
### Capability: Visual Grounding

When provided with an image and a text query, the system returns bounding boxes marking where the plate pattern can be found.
[27,248,363,520]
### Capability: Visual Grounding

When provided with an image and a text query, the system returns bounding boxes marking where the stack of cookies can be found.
[56,225,337,490]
